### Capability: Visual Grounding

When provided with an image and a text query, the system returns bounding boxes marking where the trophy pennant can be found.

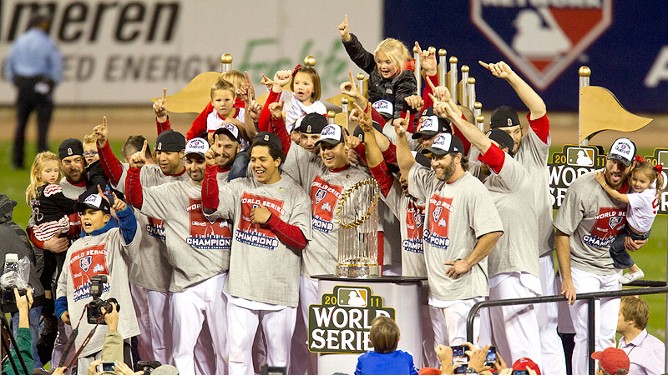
[579,86,653,143]
[150,72,220,114]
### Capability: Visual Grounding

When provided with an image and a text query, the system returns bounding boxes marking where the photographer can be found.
[2,288,34,374]
[0,193,45,368]
[54,190,141,373]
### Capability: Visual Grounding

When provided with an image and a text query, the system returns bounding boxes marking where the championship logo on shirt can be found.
[311,176,343,234]
[146,217,166,240]
[237,193,285,250]
[471,0,612,89]
[186,198,232,250]
[583,207,626,248]
[69,244,109,302]
[424,195,453,249]
[403,202,425,254]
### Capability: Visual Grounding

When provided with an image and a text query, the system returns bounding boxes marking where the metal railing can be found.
[466,282,668,375]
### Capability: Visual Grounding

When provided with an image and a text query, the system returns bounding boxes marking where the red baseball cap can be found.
[591,348,630,375]
[512,357,541,375]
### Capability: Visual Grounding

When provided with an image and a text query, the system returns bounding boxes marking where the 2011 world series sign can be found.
[308,286,395,354]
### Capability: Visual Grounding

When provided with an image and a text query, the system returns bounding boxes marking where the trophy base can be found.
[336,264,381,278]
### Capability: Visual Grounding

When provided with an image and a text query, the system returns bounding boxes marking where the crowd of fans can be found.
[1,12,665,376]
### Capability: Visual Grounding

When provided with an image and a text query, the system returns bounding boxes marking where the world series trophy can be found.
[335,178,381,277]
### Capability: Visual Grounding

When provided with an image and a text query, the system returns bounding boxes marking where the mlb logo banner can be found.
[471,0,612,89]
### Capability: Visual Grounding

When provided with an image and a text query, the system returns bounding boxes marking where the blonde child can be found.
[338,14,417,121]
[26,151,79,297]
[596,159,664,283]
[355,316,418,375]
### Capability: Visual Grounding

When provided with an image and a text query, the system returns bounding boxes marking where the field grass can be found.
[1,141,666,341]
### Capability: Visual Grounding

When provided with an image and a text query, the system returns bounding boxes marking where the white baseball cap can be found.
[421,133,464,157]
[184,137,208,158]
[608,137,636,167]
[315,124,344,147]
[372,100,393,119]
[213,123,240,142]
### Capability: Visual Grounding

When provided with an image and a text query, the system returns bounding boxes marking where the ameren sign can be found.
[308,285,395,354]
[549,145,668,215]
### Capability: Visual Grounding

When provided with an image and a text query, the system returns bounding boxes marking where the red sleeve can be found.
[27,227,46,249]
[452,121,471,155]
[421,73,439,109]
[258,91,281,133]
[271,116,292,155]
[478,143,505,174]
[235,97,245,108]
[382,143,397,165]
[98,142,124,187]
[371,107,386,129]
[527,113,550,144]
[157,116,171,135]
[266,214,307,250]
[354,143,368,166]
[186,103,213,140]
[202,165,220,214]
[124,167,143,209]
[369,163,395,197]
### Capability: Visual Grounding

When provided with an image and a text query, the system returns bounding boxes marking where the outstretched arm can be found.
[595,171,630,203]
[479,61,546,120]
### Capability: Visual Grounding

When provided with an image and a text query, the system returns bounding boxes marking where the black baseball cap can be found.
[155,130,186,152]
[77,193,111,214]
[58,138,84,159]
[421,133,465,157]
[213,123,241,143]
[489,105,520,129]
[252,132,282,150]
[352,121,383,143]
[297,113,328,134]
[486,129,515,154]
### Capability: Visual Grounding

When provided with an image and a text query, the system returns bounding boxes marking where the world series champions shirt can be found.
[209,176,312,307]
[408,165,503,301]
[282,144,372,278]
[138,179,231,292]
[554,170,628,275]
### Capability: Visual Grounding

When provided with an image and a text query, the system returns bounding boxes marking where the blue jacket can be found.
[355,350,418,375]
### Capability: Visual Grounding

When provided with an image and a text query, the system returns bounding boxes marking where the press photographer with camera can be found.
[54,189,141,373]
[0,193,46,368]
[2,288,34,374]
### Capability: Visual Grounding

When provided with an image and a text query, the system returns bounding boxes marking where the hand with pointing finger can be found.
[393,111,410,138]
[153,88,168,121]
[340,70,361,99]
[250,204,272,225]
[426,77,452,103]
[479,60,514,79]
[415,42,437,76]
[205,134,221,167]
[268,100,285,120]
[93,116,109,148]
[129,140,148,168]
[338,14,351,42]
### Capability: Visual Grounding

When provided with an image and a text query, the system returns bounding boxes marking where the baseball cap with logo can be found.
[512,357,541,375]
[58,138,84,159]
[252,132,282,150]
[315,124,345,147]
[77,193,111,214]
[486,129,515,154]
[591,348,630,375]
[155,130,186,152]
[372,100,394,119]
[297,113,328,134]
[352,121,383,143]
[421,133,465,157]
[184,138,208,158]
[412,110,452,139]
[608,137,636,167]
[213,123,240,143]
[489,105,520,129]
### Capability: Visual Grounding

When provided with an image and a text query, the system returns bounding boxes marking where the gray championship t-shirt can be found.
[408,166,503,300]
[139,179,231,292]
[212,176,312,307]
[553,170,627,275]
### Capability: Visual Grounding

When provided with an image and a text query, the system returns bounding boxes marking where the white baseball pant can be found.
[288,301,310,374]
[227,303,297,375]
[298,276,320,374]
[488,273,542,367]
[429,298,481,347]
[146,289,171,364]
[130,284,153,361]
[568,267,620,375]
[194,320,216,375]
[170,273,228,375]
[537,253,566,374]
